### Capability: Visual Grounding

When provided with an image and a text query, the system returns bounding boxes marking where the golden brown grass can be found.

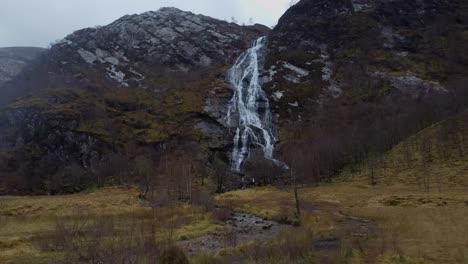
[1,181,467,263]
[0,187,222,263]
[340,110,468,189]
[217,183,468,264]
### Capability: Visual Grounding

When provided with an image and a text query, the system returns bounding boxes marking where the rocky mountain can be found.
[1,1,467,194]
[46,7,269,88]
[0,7,269,194]
[0,47,45,85]
[265,0,467,123]
[0,7,268,105]
[260,0,468,181]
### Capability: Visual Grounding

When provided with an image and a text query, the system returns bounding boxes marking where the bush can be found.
[160,245,189,264]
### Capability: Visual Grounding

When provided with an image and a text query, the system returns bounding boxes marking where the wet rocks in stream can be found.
[178,213,288,255]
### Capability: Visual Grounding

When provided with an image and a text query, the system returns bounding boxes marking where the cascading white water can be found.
[226,36,277,172]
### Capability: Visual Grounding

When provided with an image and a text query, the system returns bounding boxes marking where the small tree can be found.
[135,154,156,200]
[282,141,310,225]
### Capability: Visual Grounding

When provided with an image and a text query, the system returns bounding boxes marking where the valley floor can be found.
[0,182,467,263]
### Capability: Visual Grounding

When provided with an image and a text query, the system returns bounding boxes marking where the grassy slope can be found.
[339,110,468,189]
[217,184,468,264]
[1,111,466,263]
[0,187,222,263]
[214,111,468,263]
[1,183,467,263]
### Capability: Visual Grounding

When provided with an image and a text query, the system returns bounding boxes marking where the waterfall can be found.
[226,36,277,172]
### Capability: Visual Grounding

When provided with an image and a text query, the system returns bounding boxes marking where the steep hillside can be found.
[46,7,269,88]
[0,8,269,194]
[341,109,468,188]
[0,47,45,85]
[0,7,268,105]
[266,0,468,130]
[262,0,468,182]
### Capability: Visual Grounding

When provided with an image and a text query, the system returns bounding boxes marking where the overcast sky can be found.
[0,0,292,48]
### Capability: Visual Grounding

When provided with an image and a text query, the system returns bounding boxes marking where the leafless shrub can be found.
[191,187,215,212]
[237,229,315,263]
[212,208,233,223]
[223,227,238,248]
[37,212,189,263]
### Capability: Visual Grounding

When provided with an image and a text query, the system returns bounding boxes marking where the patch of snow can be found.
[353,3,372,12]
[176,64,190,72]
[129,67,145,81]
[79,48,127,67]
[78,48,97,64]
[284,75,300,83]
[288,101,299,107]
[114,50,129,62]
[106,65,128,86]
[104,56,120,65]
[95,49,108,59]
[263,65,277,83]
[395,51,409,57]
[282,62,309,77]
[322,61,334,81]
[312,47,343,98]
[272,91,284,101]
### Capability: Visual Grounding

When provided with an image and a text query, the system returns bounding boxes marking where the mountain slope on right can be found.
[263,0,468,184]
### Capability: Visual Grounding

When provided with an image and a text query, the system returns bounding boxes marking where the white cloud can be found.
[0,0,291,47]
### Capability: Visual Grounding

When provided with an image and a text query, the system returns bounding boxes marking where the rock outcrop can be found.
[2,1,467,193]
[263,0,468,143]
[0,7,270,193]
[48,7,269,88]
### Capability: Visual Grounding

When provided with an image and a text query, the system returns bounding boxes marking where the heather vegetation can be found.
[1,0,467,263]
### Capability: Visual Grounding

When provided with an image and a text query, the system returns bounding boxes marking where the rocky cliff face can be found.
[1,1,467,193]
[0,47,45,85]
[47,7,269,88]
[0,7,270,193]
[263,0,468,143]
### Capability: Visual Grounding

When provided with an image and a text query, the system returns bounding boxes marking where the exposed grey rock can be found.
[0,47,45,85]
[49,7,269,87]
[5,107,99,168]
[371,72,447,96]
